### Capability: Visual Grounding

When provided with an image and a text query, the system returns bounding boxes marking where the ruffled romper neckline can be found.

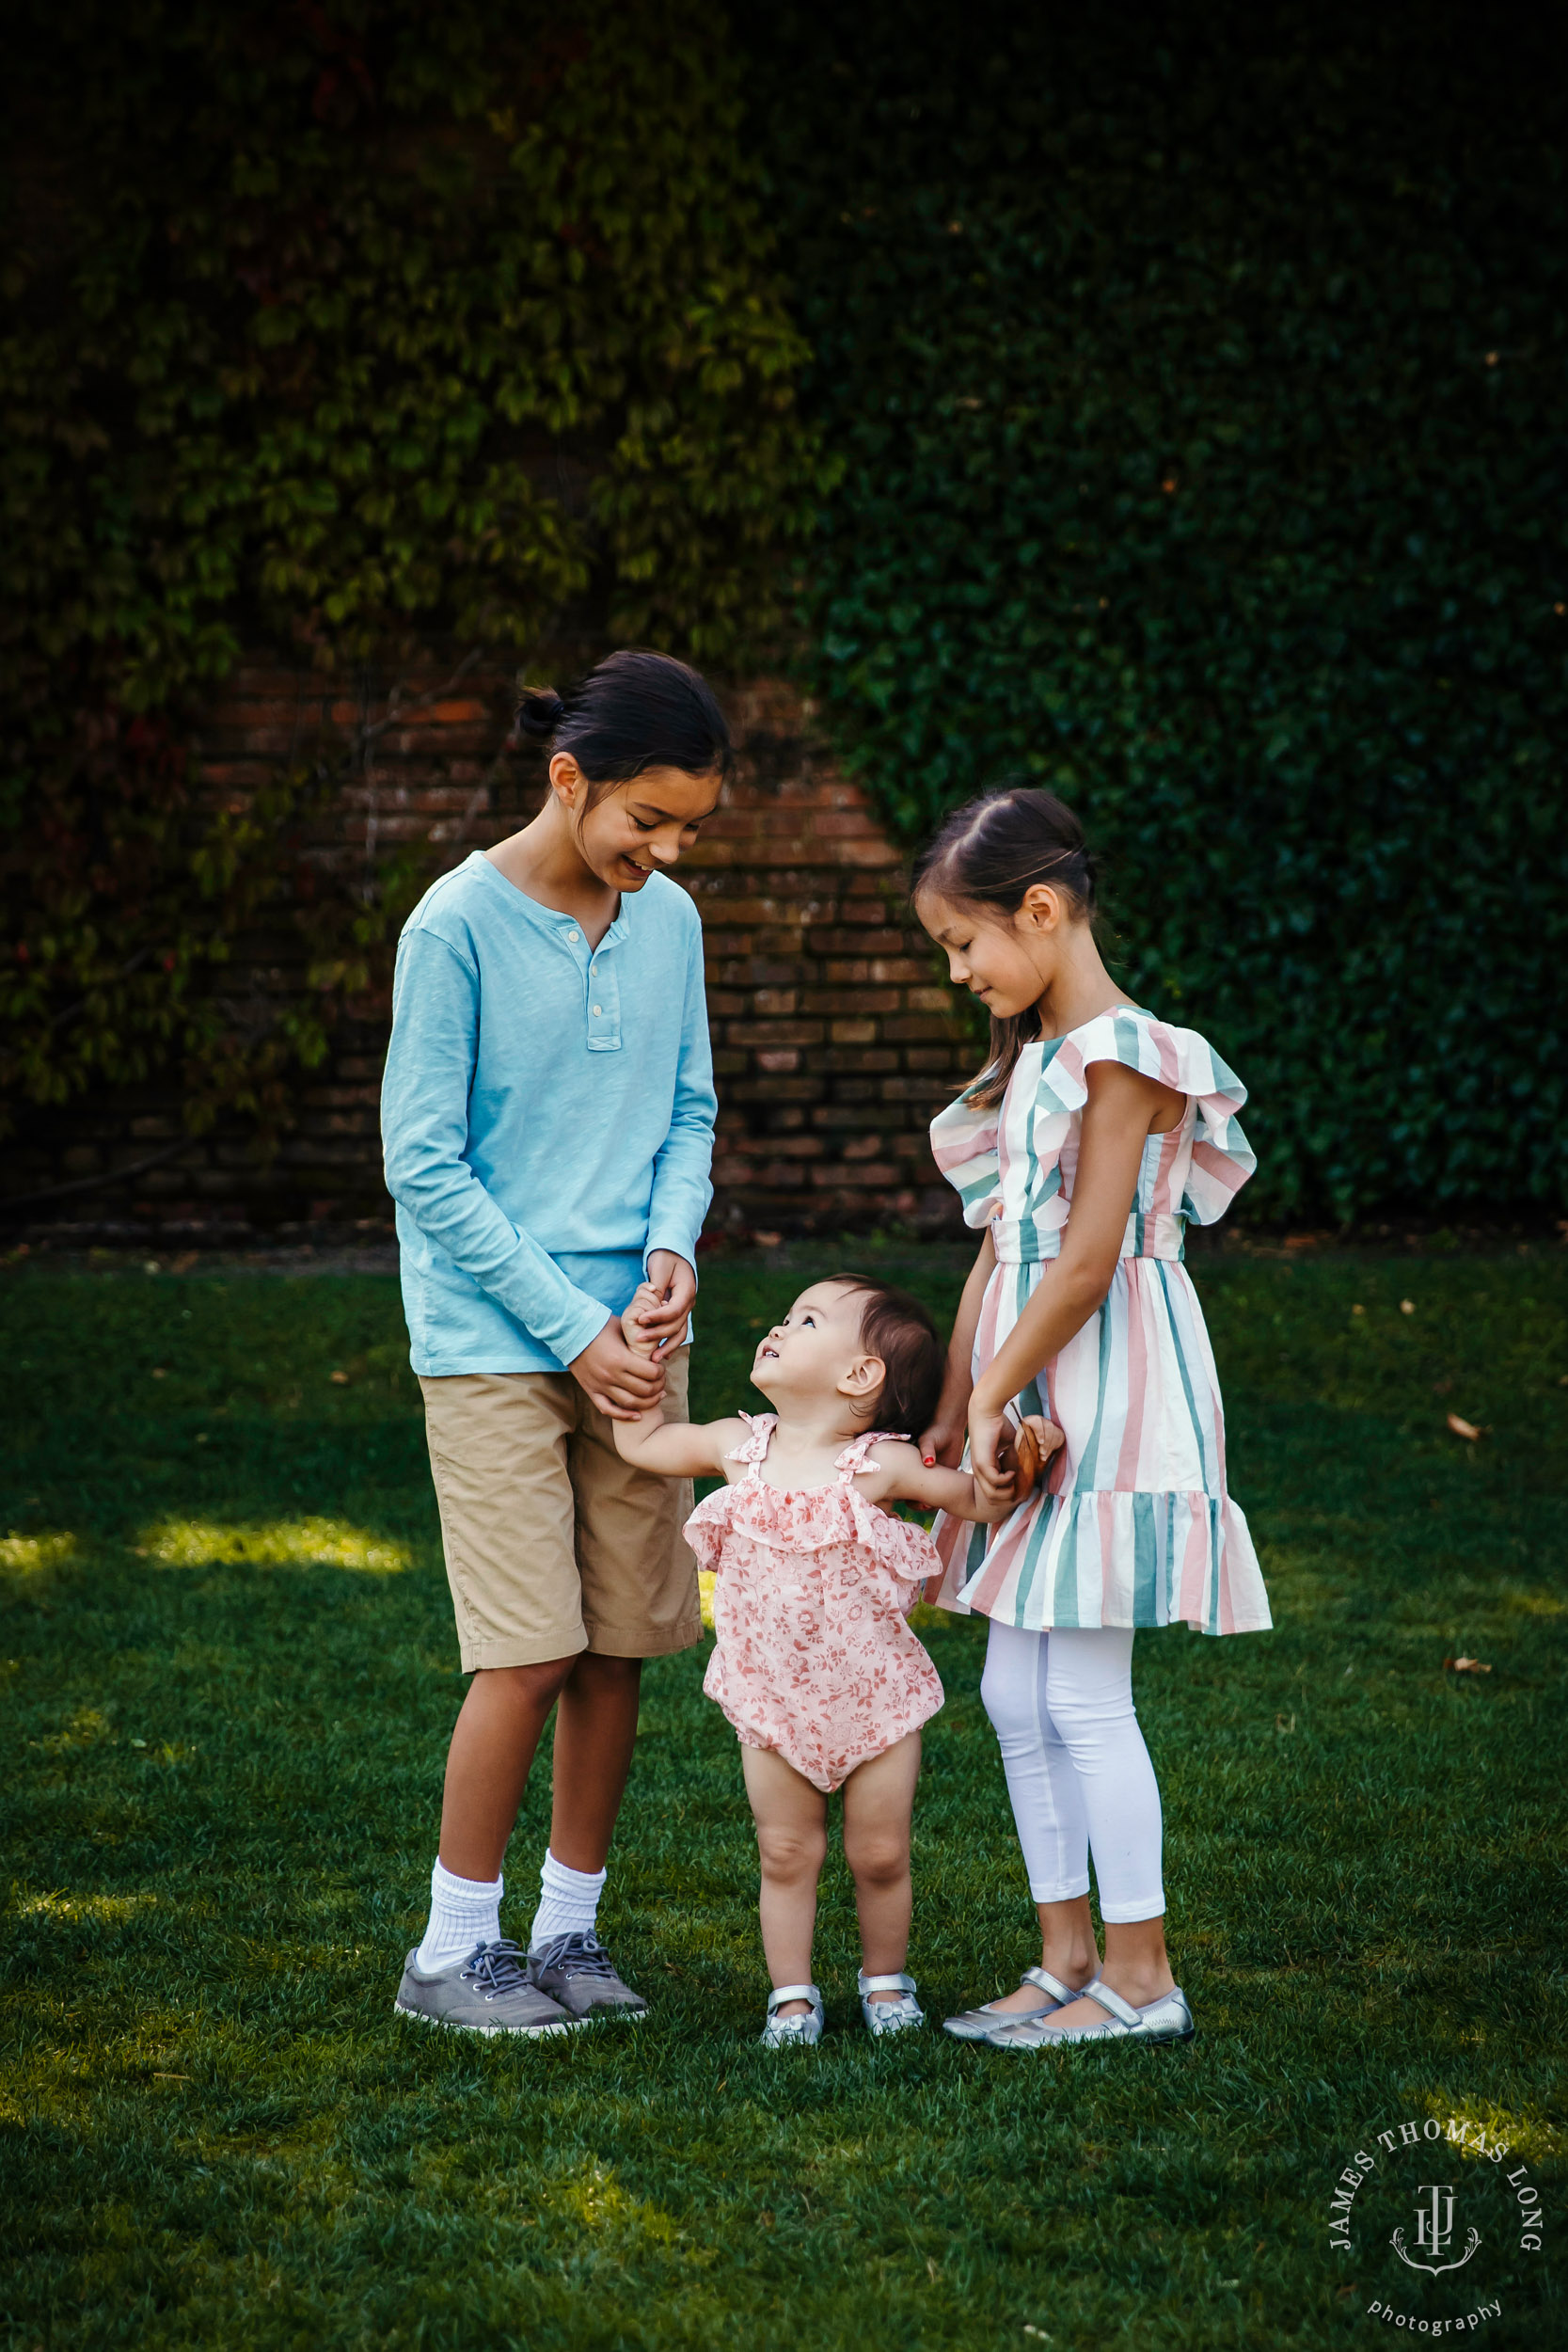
[686,1414,945,1793]
[928,1005,1273,1637]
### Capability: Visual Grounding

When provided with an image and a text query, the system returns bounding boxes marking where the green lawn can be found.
[2,1243,1564,2349]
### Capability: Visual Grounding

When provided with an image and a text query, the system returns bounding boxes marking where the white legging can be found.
[980,1618,1165,1924]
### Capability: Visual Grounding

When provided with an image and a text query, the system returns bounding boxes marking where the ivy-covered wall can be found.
[2,0,819,1159]
[743,0,1568,1217]
[5,1,1566,1229]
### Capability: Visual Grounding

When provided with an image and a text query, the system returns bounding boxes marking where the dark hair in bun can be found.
[515,687,566,739]
[515,650,734,806]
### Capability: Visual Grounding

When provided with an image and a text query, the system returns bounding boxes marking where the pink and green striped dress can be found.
[928,1006,1272,1638]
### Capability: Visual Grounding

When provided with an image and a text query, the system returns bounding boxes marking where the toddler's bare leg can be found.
[741,1745,829,2016]
[841,1731,923,1997]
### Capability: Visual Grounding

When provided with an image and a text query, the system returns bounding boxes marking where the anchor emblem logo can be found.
[1391,2183,1481,2277]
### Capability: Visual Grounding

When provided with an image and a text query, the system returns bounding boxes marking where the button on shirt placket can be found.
[569,926,622,1052]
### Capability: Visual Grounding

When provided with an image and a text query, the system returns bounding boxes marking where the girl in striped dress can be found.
[911,786,1272,2051]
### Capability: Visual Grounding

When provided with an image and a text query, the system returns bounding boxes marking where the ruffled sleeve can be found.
[684,1412,776,1576]
[928,1086,1001,1227]
[1041,1010,1256,1224]
[836,1431,943,1597]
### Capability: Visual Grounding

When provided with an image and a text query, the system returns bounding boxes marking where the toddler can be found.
[614,1273,1059,2045]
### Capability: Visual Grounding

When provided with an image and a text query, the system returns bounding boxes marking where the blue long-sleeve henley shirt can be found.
[381,851,716,1376]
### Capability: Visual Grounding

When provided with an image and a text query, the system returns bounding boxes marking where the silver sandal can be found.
[859,1969,925,2037]
[942,1965,1084,2042]
[760,1981,824,2047]
[987,1978,1195,2048]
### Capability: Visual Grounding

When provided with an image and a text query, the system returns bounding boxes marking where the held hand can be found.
[967,1395,1020,1513]
[1021,1412,1065,1469]
[638,1250,698,1359]
[620,1281,665,1360]
[569,1317,668,1421]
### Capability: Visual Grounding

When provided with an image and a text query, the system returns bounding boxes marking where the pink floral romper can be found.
[685,1414,945,1794]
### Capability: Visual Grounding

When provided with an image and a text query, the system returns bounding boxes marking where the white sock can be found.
[529,1850,607,1951]
[415,1859,503,1973]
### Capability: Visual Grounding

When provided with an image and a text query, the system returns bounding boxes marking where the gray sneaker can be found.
[395,1939,574,2037]
[528,1930,648,2021]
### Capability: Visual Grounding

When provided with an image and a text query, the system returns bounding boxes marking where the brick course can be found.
[5,665,977,1238]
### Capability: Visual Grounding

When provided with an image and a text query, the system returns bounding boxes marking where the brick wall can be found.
[4,662,976,1239]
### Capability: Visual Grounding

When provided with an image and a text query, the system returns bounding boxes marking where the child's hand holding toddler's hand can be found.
[621,1282,666,1360]
[621,1250,696,1362]
[1008,1412,1064,1491]
[970,1405,1064,1513]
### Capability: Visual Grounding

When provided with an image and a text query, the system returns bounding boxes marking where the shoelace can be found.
[531,1930,621,1980]
[459,1938,531,1994]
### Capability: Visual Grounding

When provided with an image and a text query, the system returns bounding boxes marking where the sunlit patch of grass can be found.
[16,1890,155,1924]
[36,1707,115,1755]
[138,1517,409,1574]
[1421,2098,1565,2166]
[553,2157,702,2257]
[698,1569,716,1630]
[0,1530,76,1575]
[1501,1584,1568,1616]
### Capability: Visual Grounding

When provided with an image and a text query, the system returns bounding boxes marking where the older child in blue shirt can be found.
[383,650,725,2036]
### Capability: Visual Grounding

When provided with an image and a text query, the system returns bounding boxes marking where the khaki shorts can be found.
[420,1348,701,1672]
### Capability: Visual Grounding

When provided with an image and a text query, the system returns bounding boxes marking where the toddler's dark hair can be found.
[911,784,1099,1107]
[834,1276,945,1438]
[515,648,735,813]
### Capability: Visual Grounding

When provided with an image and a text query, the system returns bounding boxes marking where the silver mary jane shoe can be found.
[760,1982,825,2047]
[987,1977,1195,2049]
[859,1969,926,2037]
[942,1965,1084,2042]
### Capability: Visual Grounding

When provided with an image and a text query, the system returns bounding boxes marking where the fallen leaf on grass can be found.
[1400,1298,1415,1314]
[1446,1413,1484,1440]
[1444,1657,1492,1674]
[1275,1712,1296,1733]
[752,1230,782,1248]
[150,1368,167,1380]
[329,1370,349,1385]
